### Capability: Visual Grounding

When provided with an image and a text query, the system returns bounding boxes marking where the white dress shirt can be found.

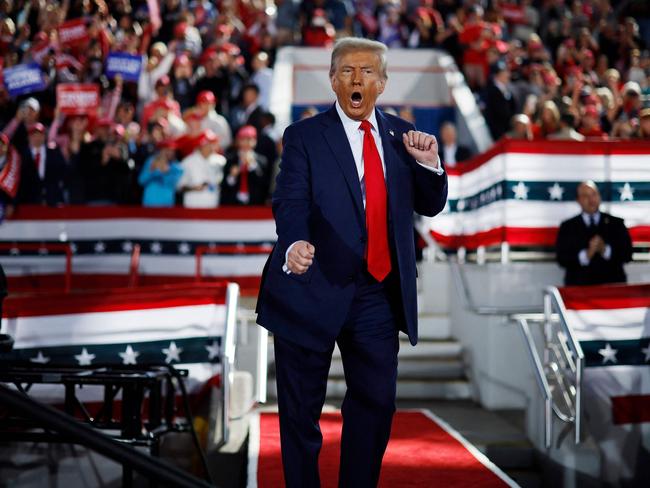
[283,102,443,273]
[578,211,612,266]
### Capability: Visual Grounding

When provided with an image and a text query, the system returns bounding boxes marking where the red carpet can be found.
[250,410,516,487]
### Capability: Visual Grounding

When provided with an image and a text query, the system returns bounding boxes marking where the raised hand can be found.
[402,130,439,168]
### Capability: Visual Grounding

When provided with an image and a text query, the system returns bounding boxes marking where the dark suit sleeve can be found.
[272,124,312,255]
[606,218,633,265]
[556,220,581,269]
[411,161,448,217]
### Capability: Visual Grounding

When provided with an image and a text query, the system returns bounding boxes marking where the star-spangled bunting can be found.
[150,241,163,254]
[178,242,191,254]
[122,241,134,253]
[512,182,529,200]
[162,341,183,363]
[30,351,50,364]
[598,343,618,364]
[618,183,634,201]
[75,347,96,366]
[94,241,106,253]
[548,183,565,201]
[119,345,140,365]
[205,341,220,360]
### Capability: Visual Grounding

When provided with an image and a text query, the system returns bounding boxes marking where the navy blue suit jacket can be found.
[256,106,448,351]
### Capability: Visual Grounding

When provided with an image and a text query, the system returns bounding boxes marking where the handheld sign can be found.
[105,52,143,82]
[3,63,46,97]
[56,83,100,116]
[58,19,90,47]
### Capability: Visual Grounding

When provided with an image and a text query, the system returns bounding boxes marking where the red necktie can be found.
[359,120,391,281]
[34,150,42,176]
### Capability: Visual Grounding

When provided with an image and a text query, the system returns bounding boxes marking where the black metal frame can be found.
[0,363,216,487]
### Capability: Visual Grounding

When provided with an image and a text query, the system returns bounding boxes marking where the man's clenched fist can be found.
[287,241,315,274]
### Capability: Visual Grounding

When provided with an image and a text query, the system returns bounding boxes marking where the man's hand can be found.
[402,130,439,168]
[587,235,605,259]
[287,241,315,274]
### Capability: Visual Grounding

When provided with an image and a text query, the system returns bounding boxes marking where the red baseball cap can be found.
[28,122,45,134]
[584,105,599,118]
[196,90,216,105]
[237,125,257,139]
[198,130,219,146]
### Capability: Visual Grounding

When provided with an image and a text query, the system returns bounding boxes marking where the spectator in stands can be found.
[17,123,66,206]
[2,97,41,153]
[556,181,633,286]
[230,83,264,133]
[251,52,274,111]
[548,111,585,141]
[506,113,533,140]
[171,54,196,111]
[75,121,131,205]
[302,8,336,47]
[638,108,650,139]
[484,59,517,140]
[579,105,608,139]
[138,41,177,108]
[177,130,225,208]
[533,100,561,139]
[195,91,232,151]
[438,122,471,166]
[0,133,20,217]
[138,140,183,207]
[221,125,268,205]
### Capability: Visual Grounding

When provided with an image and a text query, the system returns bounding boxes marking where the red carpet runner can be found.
[249,410,517,487]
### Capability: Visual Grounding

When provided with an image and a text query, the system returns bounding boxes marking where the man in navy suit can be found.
[256,38,448,487]
[17,123,67,206]
[556,181,632,286]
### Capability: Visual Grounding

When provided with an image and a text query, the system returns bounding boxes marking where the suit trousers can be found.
[273,270,400,488]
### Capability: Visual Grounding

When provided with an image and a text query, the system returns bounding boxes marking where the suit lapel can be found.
[322,106,365,217]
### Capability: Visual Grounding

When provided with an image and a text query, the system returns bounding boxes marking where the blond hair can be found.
[329,38,388,80]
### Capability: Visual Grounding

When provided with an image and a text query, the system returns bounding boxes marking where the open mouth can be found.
[350,91,363,108]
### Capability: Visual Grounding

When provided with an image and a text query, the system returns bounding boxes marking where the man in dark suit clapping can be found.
[17,123,66,206]
[556,181,633,286]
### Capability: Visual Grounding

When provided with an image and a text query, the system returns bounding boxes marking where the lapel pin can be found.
[389,130,394,137]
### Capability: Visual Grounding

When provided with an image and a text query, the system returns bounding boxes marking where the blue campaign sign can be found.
[3,63,46,97]
[105,52,142,82]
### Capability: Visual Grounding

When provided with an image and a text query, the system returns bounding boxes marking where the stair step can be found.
[417,314,451,339]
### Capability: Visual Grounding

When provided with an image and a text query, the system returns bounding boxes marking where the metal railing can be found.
[511,287,584,449]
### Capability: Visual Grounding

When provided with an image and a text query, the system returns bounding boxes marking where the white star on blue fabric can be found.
[205,341,220,360]
[618,183,634,201]
[598,343,618,364]
[30,351,50,364]
[548,183,565,201]
[119,345,140,365]
[150,241,163,254]
[512,182,529,200]
[94,241,106,253]
[75,347,96,366]
[178,242,191,255]
[162,341,183,363]
[122,241,134,253]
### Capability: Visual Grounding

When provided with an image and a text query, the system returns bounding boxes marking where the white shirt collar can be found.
[581,211,601,226]
[335,100,379,136]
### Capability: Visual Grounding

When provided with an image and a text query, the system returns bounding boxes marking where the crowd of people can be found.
[0,0,648,212]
